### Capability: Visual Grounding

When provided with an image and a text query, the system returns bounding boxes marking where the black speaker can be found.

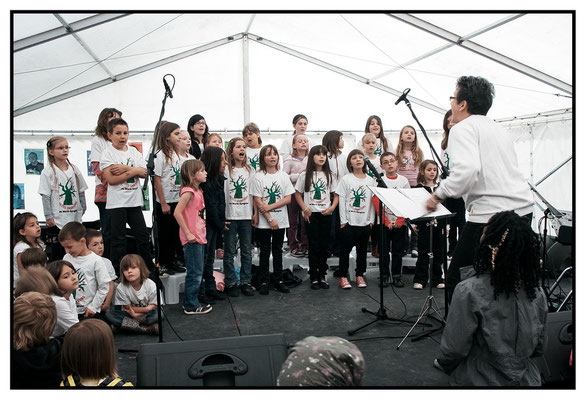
[136,334,288,387]
[536,311,574,387]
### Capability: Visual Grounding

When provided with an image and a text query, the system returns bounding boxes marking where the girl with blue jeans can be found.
[223,138,257,297]
[174,159,212,315]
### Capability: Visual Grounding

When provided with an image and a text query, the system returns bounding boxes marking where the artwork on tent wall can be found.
[24,149,44,175]
[87,150,94,176]
[142,186,150,212]
[13,183,25,209]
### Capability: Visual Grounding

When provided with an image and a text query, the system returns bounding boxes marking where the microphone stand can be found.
[348,159,421,336]
[144,76,174,343]
[396,90,450,316]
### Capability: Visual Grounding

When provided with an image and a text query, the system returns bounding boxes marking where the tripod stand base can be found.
[347,306,429,336]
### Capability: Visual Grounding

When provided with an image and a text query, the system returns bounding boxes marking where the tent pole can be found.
[243,34,251,125]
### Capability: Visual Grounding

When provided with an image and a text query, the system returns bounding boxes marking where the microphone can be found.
[163,76,173,99]
[364,157,387,188]
[394,88,411,105]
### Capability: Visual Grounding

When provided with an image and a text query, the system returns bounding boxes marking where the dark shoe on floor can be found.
[168,264,186,273]
[310,281,321,290]
[206,289,227,300]
[159,265,175,276]
[198,294,216,305]
[226,285,240,297]
[319,278,330,289]
[184,304,213,315]
[274,281,290,293]
[378,276,390,288]
[240,283,254,296]
[259,283,269,295]
[392,278,405,288]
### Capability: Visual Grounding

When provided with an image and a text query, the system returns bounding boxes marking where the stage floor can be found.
[114,257,453,387]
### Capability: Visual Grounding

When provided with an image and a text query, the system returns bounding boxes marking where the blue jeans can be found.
[105,308,161,326]
[201,228,218,293]
[223,220,253,287]
[183,242,204,310]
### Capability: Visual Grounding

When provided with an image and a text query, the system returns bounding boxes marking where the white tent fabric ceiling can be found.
[13,12,573,132]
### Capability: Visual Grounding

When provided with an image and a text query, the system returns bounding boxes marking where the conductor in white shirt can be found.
[426,76,534,305]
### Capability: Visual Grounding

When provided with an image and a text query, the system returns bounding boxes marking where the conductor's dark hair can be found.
[474,211,541,301]
[201,145,225,182]
[456,76,495,116]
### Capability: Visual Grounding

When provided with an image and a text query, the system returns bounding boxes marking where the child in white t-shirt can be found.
[13,212,45,286]
[100,118,153,274]
[250,145,294,295]
[58,222,110,319]
[86,229,117,311]
[335,149,375,289]
[223,138,257,297]
[105,254,160,335]
[46,260,80,337]
[295,145,338,290]
[38,136,87,261]
[243,122,263,172]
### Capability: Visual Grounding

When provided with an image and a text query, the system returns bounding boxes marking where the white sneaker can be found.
[411,249,418,258]
[436,283,445,289]
[413,283,424,290]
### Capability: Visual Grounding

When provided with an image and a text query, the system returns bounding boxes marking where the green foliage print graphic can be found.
[312,178,326,200]
[230,175,247,199]
[172,164,181,185]
[264,182,282,205]
[125,158,135,183]
[351,186,366,208]
[59,177,76,206]
[249,154,259,170]
[74,269,86,299]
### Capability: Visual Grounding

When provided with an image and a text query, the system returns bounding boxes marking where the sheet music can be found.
[368,186,452,220]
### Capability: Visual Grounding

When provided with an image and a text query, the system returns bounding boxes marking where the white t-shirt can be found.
[336,173,376,226]
[154,152,194,204]
[38,164,88,229]
[225,166,255,220]
[64,252,111,314]
[51,294,79,338]
[250,170,295,229]
[13,241,30,284]
[102,256,117,281]
[113,278,158,307]
[328,153,348,181]
[381,173,411,190]
[100,145,146,209]
[295,171,337,213]
[90,136,112,185]
[246,147,262,172]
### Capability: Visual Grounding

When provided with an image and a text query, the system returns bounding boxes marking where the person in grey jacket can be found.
[435,211,548,386]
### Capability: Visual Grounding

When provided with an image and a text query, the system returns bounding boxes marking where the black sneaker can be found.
[169,263,186,273]
[319,278,330,289]
[226,285,240,297]
[184,304,213,315]
[159,265,174,277]
[392,278,405,288]
[240,284,254,296]
[206,289,227,300]
[274,281,290,293]
[259,283,269,295]
[310,281,321,290]
[198,294,216,305]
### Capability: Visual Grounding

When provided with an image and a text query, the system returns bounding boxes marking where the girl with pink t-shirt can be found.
[173,159,211,315]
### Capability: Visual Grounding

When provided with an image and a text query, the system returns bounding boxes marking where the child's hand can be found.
[161,203,171,214]
[269,219,279,230]
[84,308,96,317]
[186,232,197,243]
[46,217,56,227]
[101,302,111,312]
[303,208,312,222]
[224,221,230,231]
[109,164,129,176]
[321,206,333,216]
[252,212,259,227]
[340,223,347,229]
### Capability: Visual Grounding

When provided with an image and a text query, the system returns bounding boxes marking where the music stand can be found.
[347,186,417,336]
[396,213,453,349]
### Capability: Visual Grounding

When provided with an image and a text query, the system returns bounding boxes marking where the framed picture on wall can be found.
[87,150,94,176]
[24,149,44,175]
[129,142,143,154]
[13,183,25,209]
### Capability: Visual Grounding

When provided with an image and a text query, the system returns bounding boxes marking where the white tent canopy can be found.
[12,11,574,227]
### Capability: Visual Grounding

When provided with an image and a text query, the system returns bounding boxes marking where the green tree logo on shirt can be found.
[75,269,86,297]
[230,175,247,199]
[312,178,326,200]
[172,164,181,185]
[374,143,382,156]
[125,158,135,183]
[264,182,282,205]
[351,186,366,208]
[248,154,259,170]
[59,177,76,206]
